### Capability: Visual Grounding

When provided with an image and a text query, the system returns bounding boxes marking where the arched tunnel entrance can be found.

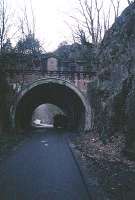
[12,78,91,131]
[31,103,66,128]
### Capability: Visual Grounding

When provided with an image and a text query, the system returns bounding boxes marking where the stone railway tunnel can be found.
[12,78,91,130]
[6,56,93,131]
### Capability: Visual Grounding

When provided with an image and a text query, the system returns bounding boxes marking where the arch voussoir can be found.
[11,78,91,131]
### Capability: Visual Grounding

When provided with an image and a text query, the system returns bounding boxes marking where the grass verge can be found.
[0,132,26,160]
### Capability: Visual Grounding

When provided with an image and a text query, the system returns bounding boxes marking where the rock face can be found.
[88,2,135,151]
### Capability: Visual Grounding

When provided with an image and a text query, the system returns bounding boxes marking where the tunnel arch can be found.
[11,78,91,131]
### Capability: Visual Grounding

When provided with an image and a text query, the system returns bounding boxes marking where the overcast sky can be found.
[8,0,129,52]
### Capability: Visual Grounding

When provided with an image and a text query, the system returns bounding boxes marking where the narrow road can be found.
[0,129,90,200]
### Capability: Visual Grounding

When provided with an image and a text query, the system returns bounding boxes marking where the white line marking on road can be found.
[44,143,48,147]
[41,140,47,143]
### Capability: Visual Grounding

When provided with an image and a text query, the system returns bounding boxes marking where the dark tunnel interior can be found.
[15,82,85,130]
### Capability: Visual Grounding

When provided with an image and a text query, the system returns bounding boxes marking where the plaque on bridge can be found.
[47,57,58,71]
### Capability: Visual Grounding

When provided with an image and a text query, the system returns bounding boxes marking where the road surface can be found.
[0,129,90,200]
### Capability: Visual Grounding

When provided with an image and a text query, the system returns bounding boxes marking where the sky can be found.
[7,0,129,52]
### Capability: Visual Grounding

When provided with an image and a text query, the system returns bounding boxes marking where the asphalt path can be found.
[0,129,90,200]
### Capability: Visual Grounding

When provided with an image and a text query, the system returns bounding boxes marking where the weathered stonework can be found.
[6,56,94,131]
[10,77,92,131]
[88,2,135,152]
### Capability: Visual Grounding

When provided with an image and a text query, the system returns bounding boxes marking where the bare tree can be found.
[15,1,44,88]
[16,1,45,55]
[69,0,124,47]
[126,0,134,4]
[0,0,10,53]
[103,6,111,33]
[18,3,34,42]
[110,0,121,20]
[70,0,111,46]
